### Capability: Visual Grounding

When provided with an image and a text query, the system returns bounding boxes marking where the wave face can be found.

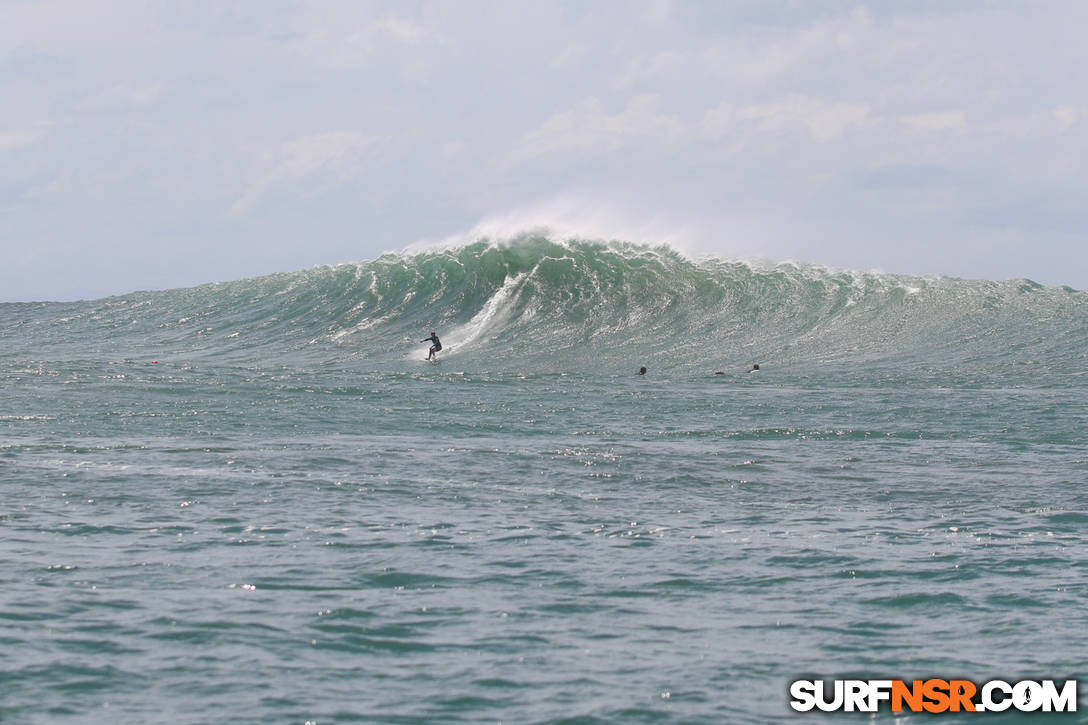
[3,234,1086,378]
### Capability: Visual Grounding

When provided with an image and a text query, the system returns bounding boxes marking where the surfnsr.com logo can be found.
[789,679,1078,713]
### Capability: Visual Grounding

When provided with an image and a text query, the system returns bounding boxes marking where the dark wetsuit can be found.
[423,333,441,357]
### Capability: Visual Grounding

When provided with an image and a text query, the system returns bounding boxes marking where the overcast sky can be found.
[3,0,1086,301]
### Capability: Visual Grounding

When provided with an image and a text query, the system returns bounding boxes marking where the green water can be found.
[2,238,1086,722]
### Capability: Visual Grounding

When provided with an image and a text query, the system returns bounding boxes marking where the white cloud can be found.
[989,105,1082,139]
[0,0,150,55]
[549,43,587,70]
[441,139,467,160]
[0,122,51,151]
[705,94,874,145]
[317,14,443,69]
[372,15,435,44]
[230,132,385,216]
[620,6,873,88]
[25,169,73,200]
[511,94,683,162]
[82,83,164,110]
[900,110,968,134]
[513,92,873,164]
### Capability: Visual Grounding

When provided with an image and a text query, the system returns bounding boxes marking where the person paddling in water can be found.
[422,331,442,360]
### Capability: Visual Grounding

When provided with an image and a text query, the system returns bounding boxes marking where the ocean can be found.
[2,235,1086,723]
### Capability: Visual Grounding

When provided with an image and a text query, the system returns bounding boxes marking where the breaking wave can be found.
[3,234,1086,378]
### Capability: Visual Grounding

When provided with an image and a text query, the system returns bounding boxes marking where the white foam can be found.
[403,271,530,360]
[400,194,701,258]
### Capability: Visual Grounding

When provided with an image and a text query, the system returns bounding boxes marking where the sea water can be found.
[1,237,1086,723]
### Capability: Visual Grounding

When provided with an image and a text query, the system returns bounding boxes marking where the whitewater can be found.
[2,234,1086,723]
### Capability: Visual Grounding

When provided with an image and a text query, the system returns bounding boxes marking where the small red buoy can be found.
[151,360,159,364]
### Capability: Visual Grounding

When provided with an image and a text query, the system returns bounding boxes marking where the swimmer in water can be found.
[638,366,647,375]
[422,331,442,360]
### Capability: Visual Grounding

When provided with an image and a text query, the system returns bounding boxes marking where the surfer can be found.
[638,366,647,375]
[422,331,442,360]
[713,364,757,375]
